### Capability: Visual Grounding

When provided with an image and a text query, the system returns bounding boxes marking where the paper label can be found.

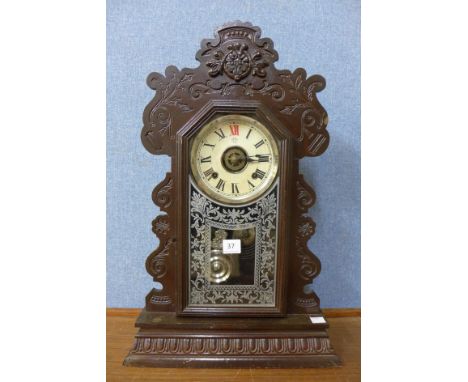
[309,316,326,324]
[222,239,241,254]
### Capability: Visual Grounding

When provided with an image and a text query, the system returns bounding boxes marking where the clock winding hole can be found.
[221,146,248,173]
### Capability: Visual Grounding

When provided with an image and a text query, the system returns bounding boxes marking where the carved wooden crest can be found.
[141,21,329,159]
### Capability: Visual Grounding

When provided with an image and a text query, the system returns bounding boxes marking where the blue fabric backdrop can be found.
[107,0,360,308]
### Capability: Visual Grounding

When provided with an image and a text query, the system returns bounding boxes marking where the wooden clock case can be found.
[124,21,340,368]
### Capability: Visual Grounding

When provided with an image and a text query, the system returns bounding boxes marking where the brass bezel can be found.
[190,114,279,205]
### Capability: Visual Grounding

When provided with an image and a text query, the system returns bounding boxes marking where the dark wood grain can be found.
[108,310,360,381]
[126,21,337,367]
[107,308,361,318]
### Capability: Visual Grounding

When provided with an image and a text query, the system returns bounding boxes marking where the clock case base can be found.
[123,309,340,368]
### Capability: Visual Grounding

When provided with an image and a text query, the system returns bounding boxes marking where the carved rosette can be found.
[206,42,269,81]
[151,215,170,236]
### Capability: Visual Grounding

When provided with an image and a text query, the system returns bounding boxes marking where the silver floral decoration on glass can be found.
[189,180,278,306]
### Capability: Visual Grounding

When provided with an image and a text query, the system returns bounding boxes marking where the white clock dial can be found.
[190,114,279,204]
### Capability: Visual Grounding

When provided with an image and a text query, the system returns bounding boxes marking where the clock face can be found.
[190,114,279,204]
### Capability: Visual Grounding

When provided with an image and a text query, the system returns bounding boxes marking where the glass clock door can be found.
[188,114,280,308]
[188,180,278,307]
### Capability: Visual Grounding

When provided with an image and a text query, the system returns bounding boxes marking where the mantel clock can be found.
[124,22,340,368]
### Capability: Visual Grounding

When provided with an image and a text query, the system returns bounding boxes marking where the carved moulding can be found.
[130,336,334,356]
[124,333,338,368]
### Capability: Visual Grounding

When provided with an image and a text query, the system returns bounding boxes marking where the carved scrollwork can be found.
[296,215,321,282]
[296,214,320,282]
[152,172,173,212]
[141,67,194,155]
[296,174,316,212]
[189,80,256,98]
[148,210,174,280]
[146,174,175,308]
[188,79,285,101]
[299,108,329,156]
[279,71,325,115]
[147,237,176,280]
[141,22,328,158]
[297,246,321,281]
[278,69,329,157]
[148,177,175,281]
[291,174,321,299]
[258,83,285,101]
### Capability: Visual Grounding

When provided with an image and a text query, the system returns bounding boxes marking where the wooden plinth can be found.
[123,310,340,368]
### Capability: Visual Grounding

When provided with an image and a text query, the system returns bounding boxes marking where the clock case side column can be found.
[287,159,323,315]
[143,170,177,312]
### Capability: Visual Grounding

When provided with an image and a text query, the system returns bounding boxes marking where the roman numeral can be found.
[216,178,225,191]
[246,128,252,139]
[254,169,266,179]
[248,180,255,189]
[203,167,214,179]
[200,156,211,163]
[254,140,265,148]
[257,154,270,162]
[204,143,215,148]
[231,183,239,194]
[230,124,239,136]
[214,129,226,139]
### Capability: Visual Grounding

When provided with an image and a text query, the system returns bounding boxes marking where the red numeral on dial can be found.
[230,124,239,136]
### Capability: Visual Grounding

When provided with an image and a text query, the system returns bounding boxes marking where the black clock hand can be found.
[246,156,260,163]
[247,155,270,163]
